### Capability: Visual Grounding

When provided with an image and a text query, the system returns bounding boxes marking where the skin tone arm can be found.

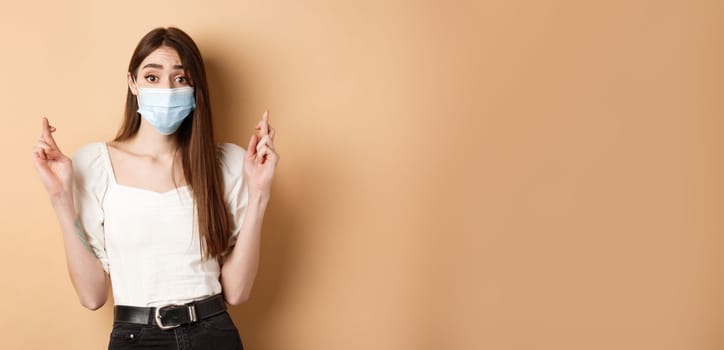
[32,117,110,310]
[220,110,279,305]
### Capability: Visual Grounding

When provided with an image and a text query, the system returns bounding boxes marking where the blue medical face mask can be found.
[133,77,196,135]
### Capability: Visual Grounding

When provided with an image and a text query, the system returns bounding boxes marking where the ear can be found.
[127,71,138,96]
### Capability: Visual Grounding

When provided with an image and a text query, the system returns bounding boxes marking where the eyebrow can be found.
[141,63,184,70]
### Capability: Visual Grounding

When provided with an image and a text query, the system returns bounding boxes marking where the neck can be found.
[127,118,179,158]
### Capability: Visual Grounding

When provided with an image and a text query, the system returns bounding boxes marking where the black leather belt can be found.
[114,294,227,330]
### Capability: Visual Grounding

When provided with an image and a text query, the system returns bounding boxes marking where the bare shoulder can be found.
[105,140,132,157]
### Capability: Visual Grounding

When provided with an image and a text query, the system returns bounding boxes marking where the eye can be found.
[144,75,158,83]
[175,76,188,84]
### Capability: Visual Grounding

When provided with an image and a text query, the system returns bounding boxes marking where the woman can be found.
[31,27,278,349]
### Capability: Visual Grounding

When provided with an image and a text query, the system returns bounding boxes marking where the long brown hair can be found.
[114,27,231,261]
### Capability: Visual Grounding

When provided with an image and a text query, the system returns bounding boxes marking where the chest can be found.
[106,146,187,194]
[101,186,198,255]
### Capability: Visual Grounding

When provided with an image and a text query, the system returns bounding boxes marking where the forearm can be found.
[220,192,268,305]
[50,194,109,310]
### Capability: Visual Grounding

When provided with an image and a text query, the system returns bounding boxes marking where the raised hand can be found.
[244,110,279,200]
[32,117,73,199]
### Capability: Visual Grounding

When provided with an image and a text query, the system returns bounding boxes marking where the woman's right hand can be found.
[32,117,73,200]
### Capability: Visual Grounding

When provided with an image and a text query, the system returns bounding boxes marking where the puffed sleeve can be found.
[71,142,111,274]
[217,143,250,259]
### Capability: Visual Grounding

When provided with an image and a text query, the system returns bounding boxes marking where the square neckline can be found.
[100,142,191,196]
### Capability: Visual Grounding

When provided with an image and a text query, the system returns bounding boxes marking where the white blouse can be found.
[71,142,249,307]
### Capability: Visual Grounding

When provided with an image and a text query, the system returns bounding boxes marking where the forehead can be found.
[139,46,182,68]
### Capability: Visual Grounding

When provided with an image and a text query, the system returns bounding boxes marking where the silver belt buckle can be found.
[154,304,198,330]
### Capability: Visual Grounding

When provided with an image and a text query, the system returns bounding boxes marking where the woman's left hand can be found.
[244,110,279,200]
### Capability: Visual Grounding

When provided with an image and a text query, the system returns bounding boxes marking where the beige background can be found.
[1,0,722,349]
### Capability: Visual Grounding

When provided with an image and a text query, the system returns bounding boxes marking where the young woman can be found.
[31,27,279,349]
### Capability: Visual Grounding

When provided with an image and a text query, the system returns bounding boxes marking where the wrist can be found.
[249,191,271,207]
[50,191,74,210]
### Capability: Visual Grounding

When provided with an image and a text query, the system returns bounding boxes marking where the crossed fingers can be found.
[33,117,60,161]
[251,110,278,165]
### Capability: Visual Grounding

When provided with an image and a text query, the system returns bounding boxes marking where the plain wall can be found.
[1,0,722,349]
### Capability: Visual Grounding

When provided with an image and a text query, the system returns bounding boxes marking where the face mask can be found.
[133,78,196,135]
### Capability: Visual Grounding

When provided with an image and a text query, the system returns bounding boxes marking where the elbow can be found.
[79,295,106,311]
[225,290,251,306]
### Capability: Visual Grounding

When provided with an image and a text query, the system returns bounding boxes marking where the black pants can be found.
[108,310,244,349]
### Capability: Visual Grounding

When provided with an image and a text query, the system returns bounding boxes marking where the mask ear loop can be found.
[132,74,142,107]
